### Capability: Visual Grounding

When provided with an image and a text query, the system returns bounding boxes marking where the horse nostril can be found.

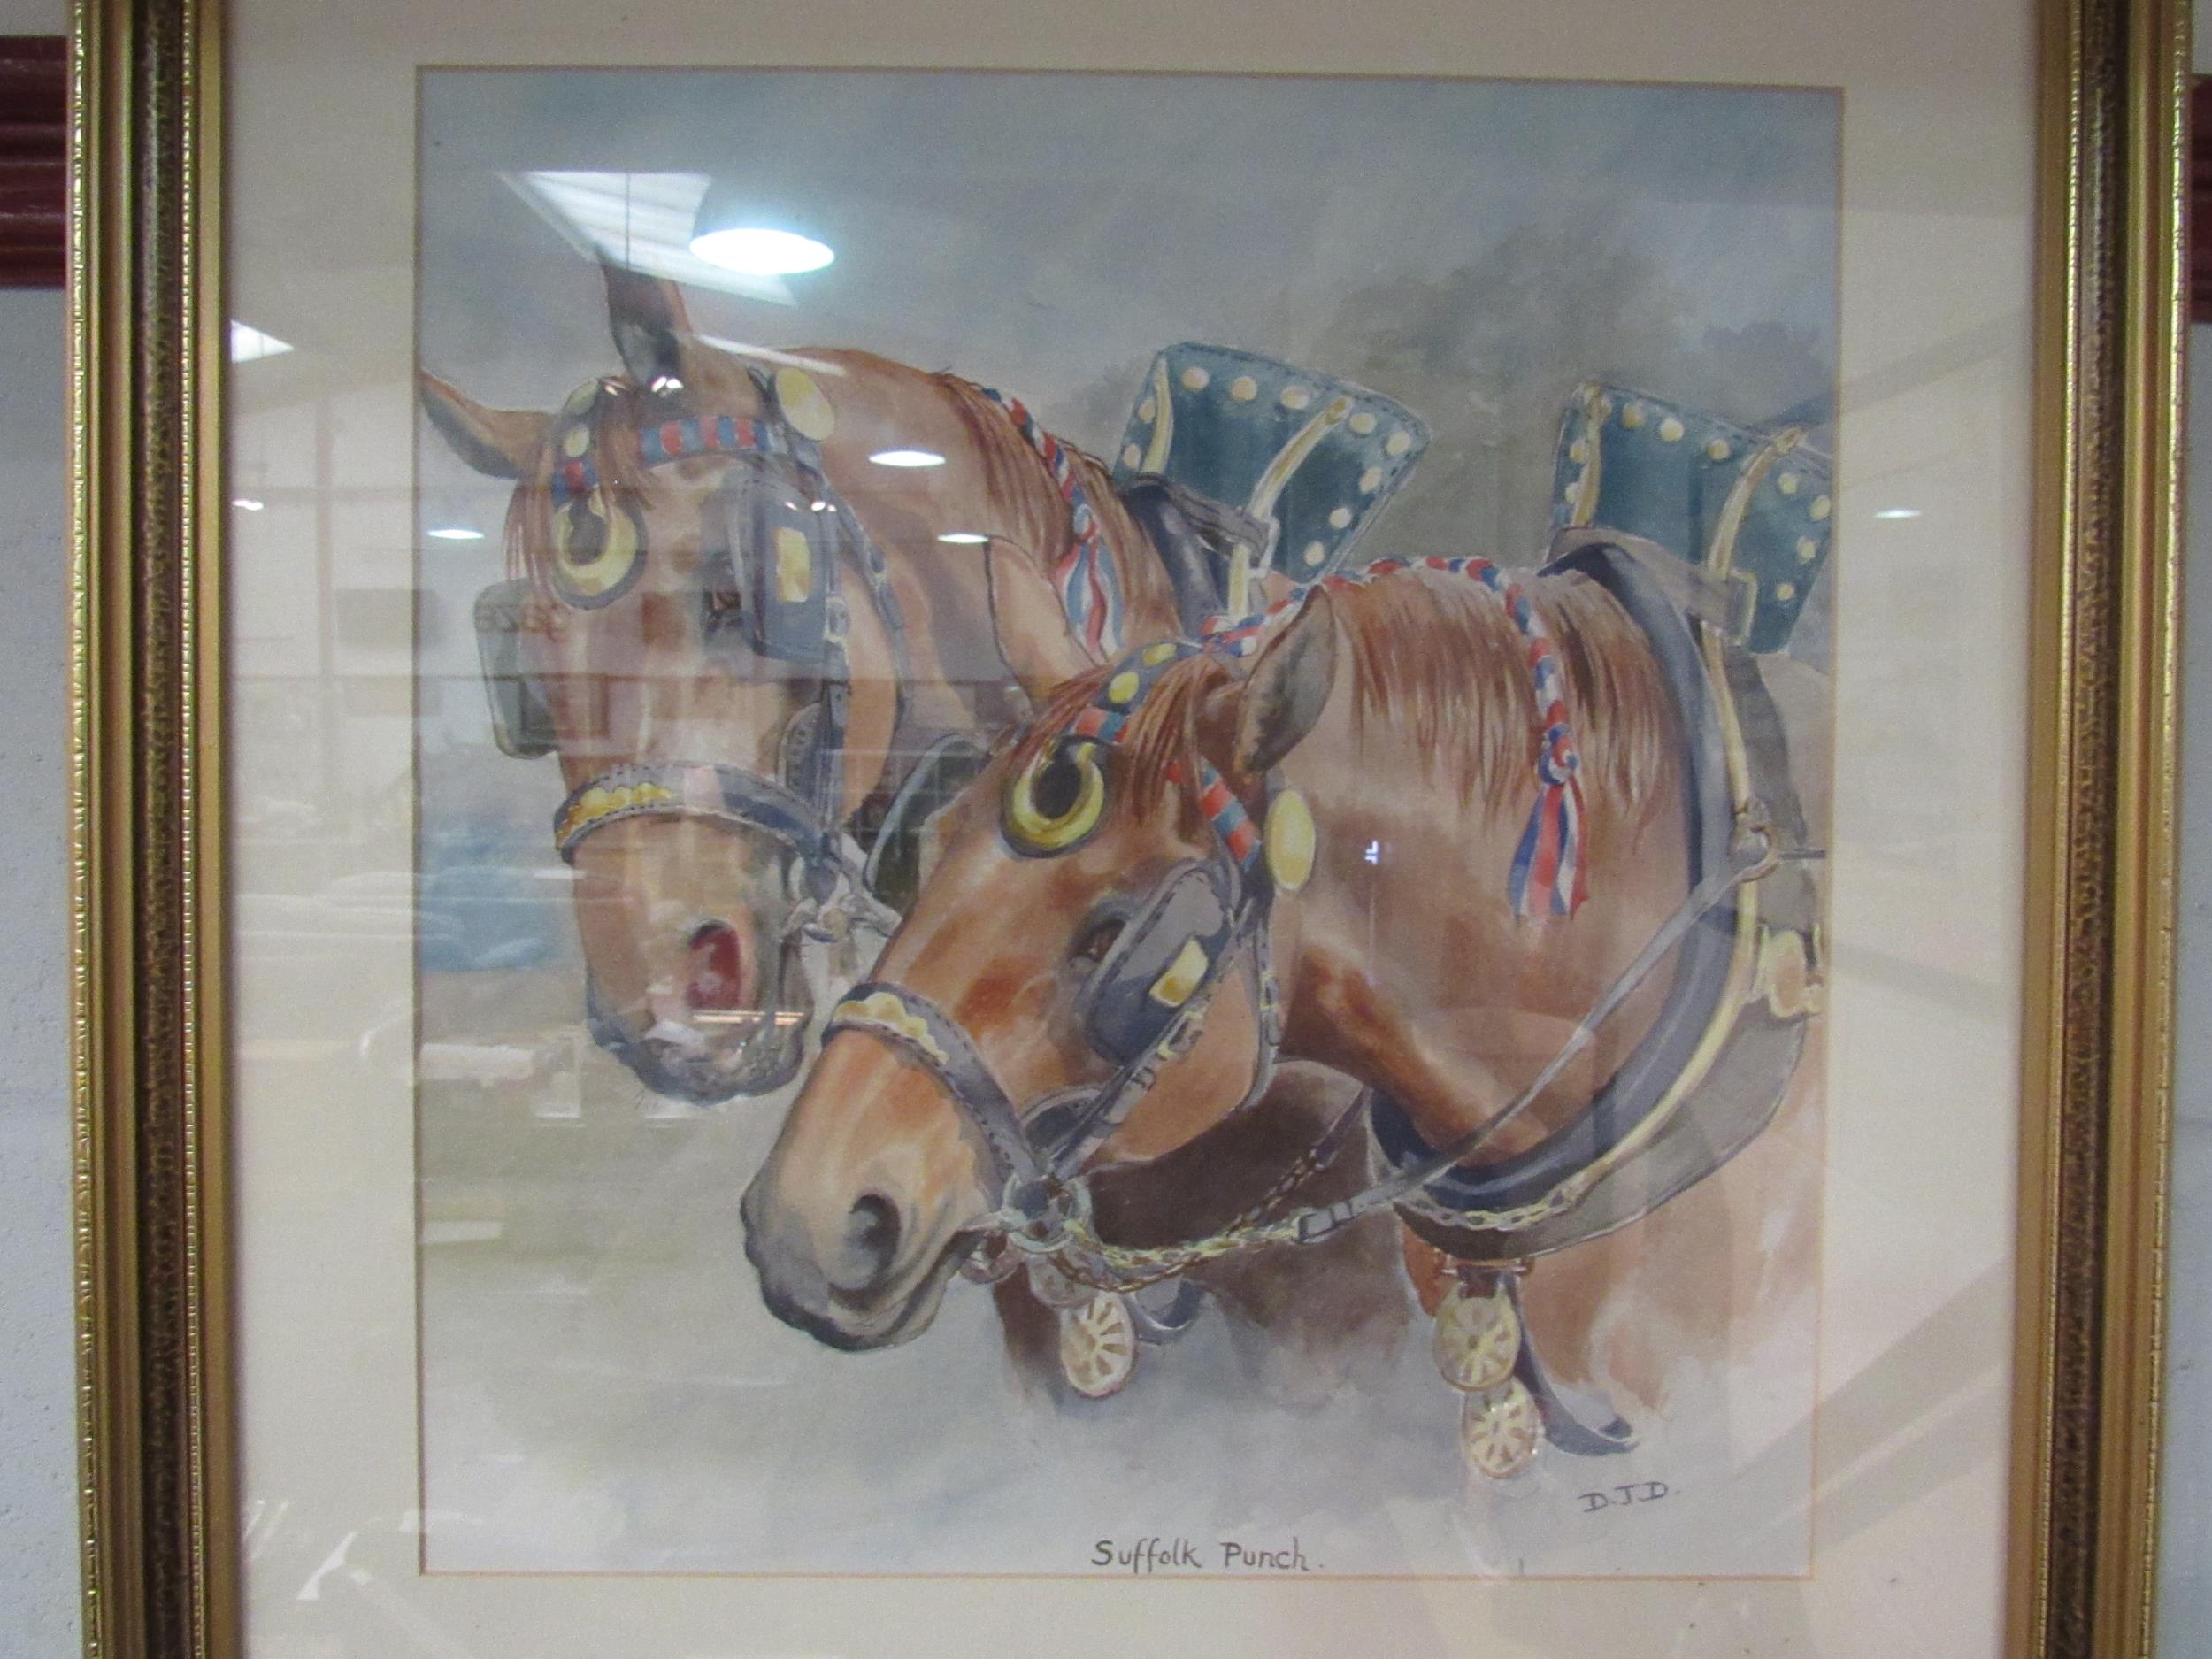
[827,1193,903,1296]
[686,919,751,1012]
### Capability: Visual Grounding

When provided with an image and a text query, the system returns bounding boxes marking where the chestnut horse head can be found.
[742,550,1698,1348]
[422,266,1176,1104]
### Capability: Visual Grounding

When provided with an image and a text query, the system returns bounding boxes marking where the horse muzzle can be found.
[584,966,813,1104]
[739,1173,972,1350]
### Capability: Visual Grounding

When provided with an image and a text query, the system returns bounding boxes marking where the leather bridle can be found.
[513,370,914,943]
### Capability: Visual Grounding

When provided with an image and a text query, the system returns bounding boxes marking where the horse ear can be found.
[602,260,695,389]
[1225,587,1337,778]
[983,540,1101,704]
[418,371,549,480]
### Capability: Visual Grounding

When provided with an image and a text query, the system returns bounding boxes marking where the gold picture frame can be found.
[66,0,2185,1652]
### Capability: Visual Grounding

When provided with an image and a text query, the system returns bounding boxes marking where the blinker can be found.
[472,579,557,758]
[731,465,833,665]
[1077,861,1233,1065]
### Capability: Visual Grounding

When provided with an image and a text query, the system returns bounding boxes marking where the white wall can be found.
[0,21,76,1659]
[2163,333,2212,1649]
[0,280,78,1654]
[2161,20,2212,1655]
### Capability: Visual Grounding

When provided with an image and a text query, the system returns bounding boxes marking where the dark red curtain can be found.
[2194,78,2212,323]
[0,36,64,290]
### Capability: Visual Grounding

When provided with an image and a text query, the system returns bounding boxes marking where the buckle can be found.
[1730,800,1779,881]
[1000,1174,1081,1256]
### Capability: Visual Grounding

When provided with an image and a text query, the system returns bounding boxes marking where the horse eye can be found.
[1073,918,1125,964]
[549,487,644,607]
[1033,752,1084,819]
[1003,741,1107,856]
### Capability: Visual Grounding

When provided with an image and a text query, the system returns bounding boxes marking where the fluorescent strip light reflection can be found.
[230,322,294,363]
[233,498,265,512]
[1873,508,1921,521]
[870,449,945,469]
[426,526,487,541]
[937,532,991,545]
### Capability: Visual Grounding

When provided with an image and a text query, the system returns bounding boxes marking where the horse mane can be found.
[933,374,1064,517]
[933,373,1156,599]
[1009,565,1679,842]
[505,364,1155,625]
[1330,569,1680,820]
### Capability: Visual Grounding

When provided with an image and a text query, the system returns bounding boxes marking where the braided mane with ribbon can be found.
[978,387,1127,660]
[1204,556,1589,919]
[974,383,1586,920]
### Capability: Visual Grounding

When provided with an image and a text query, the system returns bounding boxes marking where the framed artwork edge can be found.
[65,0,2186,1653]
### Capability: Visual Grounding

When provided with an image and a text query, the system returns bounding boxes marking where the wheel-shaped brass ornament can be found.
[1058,1294,1140,1399]
[1025,1257,1096,1310]
[1460,1378,1542,1479]
[1431,1279,1522,1393]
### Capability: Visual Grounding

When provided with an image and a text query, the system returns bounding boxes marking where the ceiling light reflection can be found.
[870,449,945,469]
[427,526,486,541]
[506,173,795,304]
[689,227,835,276]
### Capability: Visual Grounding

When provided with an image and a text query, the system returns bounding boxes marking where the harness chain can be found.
[1047,1094,1372,1292]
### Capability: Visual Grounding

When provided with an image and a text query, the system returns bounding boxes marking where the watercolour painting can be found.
[411,68,1839,1578]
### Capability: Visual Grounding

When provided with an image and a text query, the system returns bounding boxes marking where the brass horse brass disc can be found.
[1431,1279,1522,1394]
[1058,1294,1140,1399]
[1263,787,1317,892]
[1025,1257,1095,1310]
[1460,1378,1542,1479]
[774,367,838,441]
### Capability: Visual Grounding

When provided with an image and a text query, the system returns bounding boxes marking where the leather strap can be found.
[1366,541,1739,1217]
[553,759,836,868]
[824,980,1045,1194]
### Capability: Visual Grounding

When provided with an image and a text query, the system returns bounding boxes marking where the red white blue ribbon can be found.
[1201,555,1587,919]
[978,388,1125,659]
[1067,640,1263,879]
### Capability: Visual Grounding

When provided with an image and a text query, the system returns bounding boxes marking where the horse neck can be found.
[811,356,1181,733]
[1267,571,1686,1081]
